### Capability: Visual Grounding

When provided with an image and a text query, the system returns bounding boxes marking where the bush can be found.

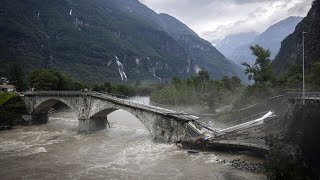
[28,69,86,91]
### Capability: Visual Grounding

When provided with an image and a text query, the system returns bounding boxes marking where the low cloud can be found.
[140,0,313,44]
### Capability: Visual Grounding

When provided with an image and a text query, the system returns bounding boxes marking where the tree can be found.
[28,69,84,91]
[29,69,59,91]
[231,76,242,88]
[186,70,210,89]
[8,64,26,90]
[172,76,182,88]
[197,70,210,84]
[221,76,242,92]
[203,80,225,111]
[242,45,275,86]
[307,61,320,89]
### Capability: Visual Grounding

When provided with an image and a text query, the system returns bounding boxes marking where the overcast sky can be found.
[139,0,313,44]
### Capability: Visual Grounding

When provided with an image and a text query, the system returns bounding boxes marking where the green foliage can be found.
[8,64,27,90]
[150,83,200,106]
[307,61,320,89]
[242,45,275,86]
[28,69,86,91]
[172,76,182,87]
[91,82,155,97]
[0,94,28,126]
[203,80,225,110]
[203,76,243,111]
[197,70,210,84]
[221,76,242,92]
[0,0,245,83]
[151,70,243,110]
[276,65,302,88]
[0,93,16,105]
[273,61,320,91]
[0,0,191,83]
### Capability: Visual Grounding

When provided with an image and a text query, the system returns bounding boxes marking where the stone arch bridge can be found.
[22,91,201,143]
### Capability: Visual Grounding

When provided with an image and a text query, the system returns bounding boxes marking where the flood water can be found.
[0,97,266,180]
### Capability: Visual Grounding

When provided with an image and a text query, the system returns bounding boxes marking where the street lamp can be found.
[302,31,307,105]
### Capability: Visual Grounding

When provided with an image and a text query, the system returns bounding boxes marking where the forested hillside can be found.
[0,0,244,83]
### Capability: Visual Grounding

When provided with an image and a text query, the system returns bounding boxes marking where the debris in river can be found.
[0,126,12,131]
[229,159,264,173]
[187,150,199,154]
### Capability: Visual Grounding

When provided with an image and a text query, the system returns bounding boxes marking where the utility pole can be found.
[302,31,307,105]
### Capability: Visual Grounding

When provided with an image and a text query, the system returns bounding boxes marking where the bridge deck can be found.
[287,92,320,101]
[24,91,199,122]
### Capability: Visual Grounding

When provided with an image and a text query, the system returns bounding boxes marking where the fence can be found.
[287,92,320,100]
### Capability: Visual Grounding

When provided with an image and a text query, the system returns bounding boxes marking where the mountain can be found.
[229,16,303,65]
[157,13,199,38]
[215,32,258,59]
[273,0,320,74]
[156,13,245,79]
[0,0,244,83]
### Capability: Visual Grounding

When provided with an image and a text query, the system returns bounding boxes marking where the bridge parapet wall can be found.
[22,91,195,143]
[287,92,320,102]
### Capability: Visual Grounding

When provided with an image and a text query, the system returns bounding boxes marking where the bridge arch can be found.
[32,98,80,116]
[23,92,195,142]
[89,107,157,137]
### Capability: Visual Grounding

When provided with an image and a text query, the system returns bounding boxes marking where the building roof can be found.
[0,84,15,89]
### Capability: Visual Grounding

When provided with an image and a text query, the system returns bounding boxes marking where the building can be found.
[0,84,15,92]
[0,77,9,84]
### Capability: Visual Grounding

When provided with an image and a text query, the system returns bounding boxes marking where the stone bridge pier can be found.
[22,92,199,143]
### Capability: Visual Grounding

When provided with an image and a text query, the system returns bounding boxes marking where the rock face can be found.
[273,0,320,74]
[265,101,320,179]
[158,14,245,79]
[226,16,302,65]
[0,0,244,82]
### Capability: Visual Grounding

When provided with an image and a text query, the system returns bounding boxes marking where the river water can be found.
[0,97,266,180]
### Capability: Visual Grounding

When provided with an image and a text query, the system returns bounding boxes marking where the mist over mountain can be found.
[223,16,303,66]
[216,32,258,59]
[273,0,320,74]
[0,0,244,83]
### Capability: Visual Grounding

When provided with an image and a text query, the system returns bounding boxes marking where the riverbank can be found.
[264,101,320,179]
[0,93,28,129]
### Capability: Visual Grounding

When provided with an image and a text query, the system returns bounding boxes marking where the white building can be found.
[0,77,9,84]
[0,84,15,92]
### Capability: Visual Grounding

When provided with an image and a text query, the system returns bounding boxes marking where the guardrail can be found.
[24,91,131,98]
[24,91,87,96]
[24,91,178,108]
[287,92,320,100]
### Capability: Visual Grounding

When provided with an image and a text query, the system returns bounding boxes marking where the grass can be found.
[0,92,16,105]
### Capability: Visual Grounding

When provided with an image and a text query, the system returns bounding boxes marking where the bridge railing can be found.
[23,90,171,110]
[96,92,130,99]
[24,91,87,96]
[93,91,180,111]
[88,92,184,115]
[287,92,320,100]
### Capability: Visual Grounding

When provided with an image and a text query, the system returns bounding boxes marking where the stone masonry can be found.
[22,91,199,143]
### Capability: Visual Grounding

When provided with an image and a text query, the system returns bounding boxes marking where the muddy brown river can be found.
[0,98,266,180]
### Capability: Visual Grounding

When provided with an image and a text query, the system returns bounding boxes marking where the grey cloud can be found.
[288,0,314,14]
[140,0,313,43]
[230,0,275,4]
